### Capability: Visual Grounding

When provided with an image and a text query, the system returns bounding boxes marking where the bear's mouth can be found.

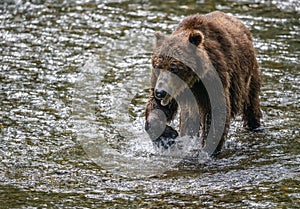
[161,94,172,106]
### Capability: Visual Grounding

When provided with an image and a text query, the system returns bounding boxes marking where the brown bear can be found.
[145,11,262,155]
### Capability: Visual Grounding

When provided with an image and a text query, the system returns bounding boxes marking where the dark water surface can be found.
[1,0,299,208]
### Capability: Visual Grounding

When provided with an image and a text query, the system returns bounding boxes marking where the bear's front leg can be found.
[179,102,201,138]
[145,90,178,149]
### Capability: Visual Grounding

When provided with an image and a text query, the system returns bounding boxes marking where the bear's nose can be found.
[155,89,167,100]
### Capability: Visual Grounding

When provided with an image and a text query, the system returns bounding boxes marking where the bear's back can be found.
[174,11,252,43]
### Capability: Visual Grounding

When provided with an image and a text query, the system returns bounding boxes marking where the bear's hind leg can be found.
[243,75,262,131]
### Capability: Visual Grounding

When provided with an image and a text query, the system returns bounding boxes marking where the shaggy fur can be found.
[145,11,262,154]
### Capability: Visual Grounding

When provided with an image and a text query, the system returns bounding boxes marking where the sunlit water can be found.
[0,0,299,208]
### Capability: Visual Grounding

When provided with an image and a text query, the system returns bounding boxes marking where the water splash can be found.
[71,56,211,177]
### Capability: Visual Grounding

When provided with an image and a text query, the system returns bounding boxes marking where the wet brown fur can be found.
[145,11,262,154]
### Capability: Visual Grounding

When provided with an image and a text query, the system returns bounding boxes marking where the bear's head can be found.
[151,30,208,106]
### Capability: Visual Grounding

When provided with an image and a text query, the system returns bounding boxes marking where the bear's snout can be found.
[154,88,167,100]
[154,88,172,106]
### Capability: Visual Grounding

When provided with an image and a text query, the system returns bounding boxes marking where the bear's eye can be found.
[170,64,178,74]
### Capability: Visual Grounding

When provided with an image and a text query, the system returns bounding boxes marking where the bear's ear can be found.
[188,30,204,47]
[155,31,166,41]
[154,31,166,46]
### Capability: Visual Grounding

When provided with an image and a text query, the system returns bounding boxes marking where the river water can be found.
[1,0,299,208]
